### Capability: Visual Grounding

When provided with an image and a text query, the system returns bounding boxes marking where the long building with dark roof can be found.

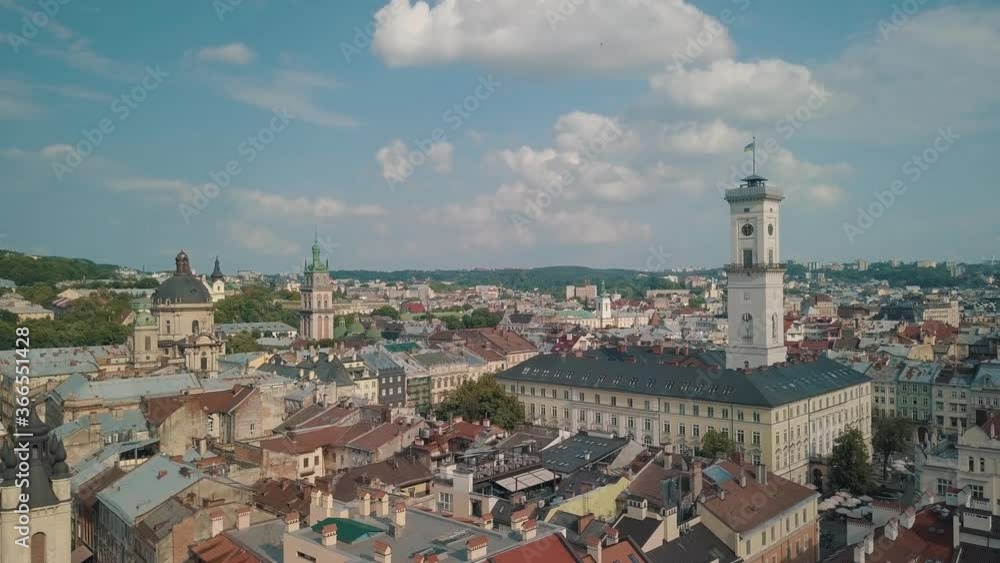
[498,343,872,486]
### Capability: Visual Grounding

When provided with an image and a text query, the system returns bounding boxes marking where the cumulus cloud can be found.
[376,138,453,184]
[372,0,733,74]
[215,68,357,128]
[227,222,300,256]
[651,59,829,120]
[657,120,750,154]
[233,190,387,219]
[196,43,255,65]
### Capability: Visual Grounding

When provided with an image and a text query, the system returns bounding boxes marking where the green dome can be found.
[348,315,365,335]
[134,311,157,327]
[365,321,381,340]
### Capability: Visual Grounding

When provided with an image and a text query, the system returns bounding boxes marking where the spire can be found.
[175,250,191,275]
[210,256,224,281]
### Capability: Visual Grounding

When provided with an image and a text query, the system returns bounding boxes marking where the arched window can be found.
[30,532,46,563]
[192,320,200,334]
[771,313,778,341]
[165,321,171,335]
[200,353,208,371]
[144,336,151,351]
[741,313,754,344]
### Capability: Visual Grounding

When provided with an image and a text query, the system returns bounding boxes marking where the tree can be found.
[371,305,401,320]
[873,417,913,479]
[829,426,873,494]
[214,285,298,327]
[433,375,524,431]
[699,428,735,459]
[227,332,260,354]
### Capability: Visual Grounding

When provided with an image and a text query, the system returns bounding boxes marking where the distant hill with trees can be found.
[0,250,121,285]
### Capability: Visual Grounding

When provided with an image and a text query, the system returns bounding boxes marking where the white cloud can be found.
[651,59,828,120]
[108,177,198,197]
[657,120,749,154]
[372,0,733,74]
[376,139,452,183]
[227,222,300,256]
[212,66,356,128]
[196,43,255,65]
[233,190,387,219]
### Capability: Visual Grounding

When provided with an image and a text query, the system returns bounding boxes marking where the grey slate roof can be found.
[216,321,297,336]
[95,455,203,523]
[497,347,870,408]
[645,522,740,563]
[541,432,628,474]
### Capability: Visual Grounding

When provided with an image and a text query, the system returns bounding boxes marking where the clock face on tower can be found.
[768,224,774,236]
[741,223,755,237]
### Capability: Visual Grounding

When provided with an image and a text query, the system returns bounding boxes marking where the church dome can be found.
[151,250,213,305]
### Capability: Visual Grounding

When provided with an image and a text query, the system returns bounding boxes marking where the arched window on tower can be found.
[30,532,46,563]
[741,313,754,344]
[192,320,200,334]
[771,313,779,341]
[200,352,208,371]
[165,320,171,335]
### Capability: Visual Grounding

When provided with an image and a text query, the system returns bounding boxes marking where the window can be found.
[744,249,754,268]
[578,392,585,402]
[761,531,767,546]
[737,410,744,421]
[645,400,651,411]
[627,398,634,409]
[611,416,618,427]
[303,457,310,468]
[192,320,200,334]
[693,424,700,437]
[165,320,171,334]
[143,335,151,350]
[627,417,635,429]
[679,423,686,435]
[564,390,570,400]
[594,394,600,405]
[969,456,975,471]
[611,396,617,407]
[663,422,671,434]
[936,478,952,495]
[980,458,986,473]
[737,430,745,443]
[679,404,686,415]
[752,431,761,446]
[970,485,984,499]
[579,410,586,422]
[752,411,761,423]
[438,492,453,512]
[707,406,714,418]
[643,418,652,431]
[722,408,729,419]
[563,409,570,420]
[594,412,602,424]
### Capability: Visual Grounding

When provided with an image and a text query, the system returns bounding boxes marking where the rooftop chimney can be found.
[481,514,494,530]
[236,507,251,531]
[692,463,703,501]
[604,526,619,545]
[375,491,389,517]
[739,470,747,488]
[393,501,407,528]
[321,524,338,546]
[587,536,603,563]
[885,518,899,541]
[852,543,865,563]
[756,463,767,485]
[466,536,488,560]
[210,511,224,538]
[358,491,371,518]
[522,519,537,542]
[374,540,392,563]
[284,513,300,533]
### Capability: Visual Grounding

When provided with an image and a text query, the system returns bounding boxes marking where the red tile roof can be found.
[190,535,263,563]
[488,533,578,563]
[700,461,816,533]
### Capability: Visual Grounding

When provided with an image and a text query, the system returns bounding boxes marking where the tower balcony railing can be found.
[724,183,784,202]
[724,262,787,273]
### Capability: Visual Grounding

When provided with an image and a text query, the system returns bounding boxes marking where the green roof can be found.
[384,342,419,353]
[310,517,382,544]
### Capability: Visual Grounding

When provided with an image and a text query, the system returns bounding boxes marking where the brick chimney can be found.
[481,513,494,530]
[577,513,594,535]
[664,506,679,542]
[511,508,530,531]
[321,524,337,546]
[522,518,537,541]
[604,526,619,545]
[236,507,251,531]
[756,463,767,485]
[393,501,407,528]
[374,540,392,563]
[466,536,488,560]
[692,463,703,502]
[885,518,899,541]
[374,491,389,517]
[284,513,300,533]
[586,536,602,563]
[210,511,224,538]
[359,490,371,518]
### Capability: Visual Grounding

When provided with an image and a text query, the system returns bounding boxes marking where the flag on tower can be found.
[744,140,755,153]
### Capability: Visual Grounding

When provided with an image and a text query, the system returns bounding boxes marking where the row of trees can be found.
[0,251,120,285]
[214,285,299,327]
[0,292,133,350]
[433,375,525,431]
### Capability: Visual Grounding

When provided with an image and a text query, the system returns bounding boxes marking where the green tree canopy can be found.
[829,427,873,494]
[0,291,132,350]
[433,375,524,431]
[227,332,260,354]
[214,285,298,327]
[371,305,401,320]
[873,417,913,479]
[699,428,735,459]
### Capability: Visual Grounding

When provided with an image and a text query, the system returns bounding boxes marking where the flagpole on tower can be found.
[752,135,756,176]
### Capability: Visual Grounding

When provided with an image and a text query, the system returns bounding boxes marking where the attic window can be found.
[709,385,719,394]
[722,386,734,396]
[613,377,622,385]
[597,375,606,383]
[646,379,655,388]
[629,378,638,387]
[664,381,674,390]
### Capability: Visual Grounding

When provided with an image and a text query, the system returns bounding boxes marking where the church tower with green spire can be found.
[299,234,336,341]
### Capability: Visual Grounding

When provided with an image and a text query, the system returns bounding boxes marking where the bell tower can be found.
[724,173,786,370]
[299,236,335,341]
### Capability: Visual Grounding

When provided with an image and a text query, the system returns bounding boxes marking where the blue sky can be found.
[1,0,997,274]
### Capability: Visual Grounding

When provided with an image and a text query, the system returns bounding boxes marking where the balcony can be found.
[724,180,784,202]
[724,263,787,274]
